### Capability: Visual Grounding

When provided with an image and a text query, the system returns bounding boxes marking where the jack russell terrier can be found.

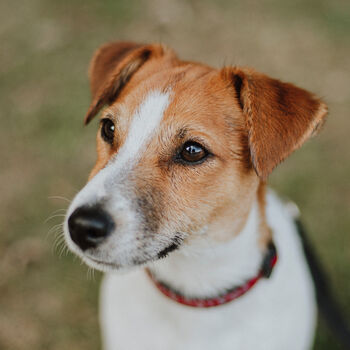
[63,42,350,350]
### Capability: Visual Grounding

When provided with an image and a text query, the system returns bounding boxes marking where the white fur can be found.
[100,191,317,350]
[64,90,171,269]
[111,89,171,171]
[149,202,263,297]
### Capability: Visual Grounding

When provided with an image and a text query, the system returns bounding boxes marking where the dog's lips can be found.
[88,257,119,267]
[157,241,180,259]
[83,240,183,270]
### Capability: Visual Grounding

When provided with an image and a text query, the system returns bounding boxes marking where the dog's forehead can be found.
[108,63,235,136]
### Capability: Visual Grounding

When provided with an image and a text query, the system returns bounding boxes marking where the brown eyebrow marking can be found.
[177,128,187,139]
[104,113,114,119]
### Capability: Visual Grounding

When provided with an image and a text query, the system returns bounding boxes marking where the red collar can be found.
[146,242,277,308]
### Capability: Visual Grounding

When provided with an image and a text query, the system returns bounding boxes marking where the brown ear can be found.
[222,67,328,180]
[84,41,168,124]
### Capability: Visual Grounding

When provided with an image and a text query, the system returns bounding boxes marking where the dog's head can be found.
[64,41,327,271]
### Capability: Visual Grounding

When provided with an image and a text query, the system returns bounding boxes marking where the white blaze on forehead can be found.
[66,90,171,213]
[116,90,171,168]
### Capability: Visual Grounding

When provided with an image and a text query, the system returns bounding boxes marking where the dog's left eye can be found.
[179,141,209,164]
[100,118,115,144]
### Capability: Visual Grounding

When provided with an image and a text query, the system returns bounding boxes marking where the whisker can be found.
[53,232,65,250]
[52,231,63,244]
[44,214,67,224]
[50,208,67,214]
[86,266,97,282]
[48,196,71,203]
[87,267,92,281]
[58,241,69,258]
[46,223,64,239]
[55,240,65,255]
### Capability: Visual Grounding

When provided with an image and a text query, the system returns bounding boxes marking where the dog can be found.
[63,41,349,350]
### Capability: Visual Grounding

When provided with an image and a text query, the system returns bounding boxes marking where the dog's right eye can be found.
[100,118,115,144]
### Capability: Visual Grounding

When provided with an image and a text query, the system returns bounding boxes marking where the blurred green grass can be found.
[0,0,349,349]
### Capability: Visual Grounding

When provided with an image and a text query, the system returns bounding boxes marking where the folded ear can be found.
[85,41,168,124]
[221,67,328,180]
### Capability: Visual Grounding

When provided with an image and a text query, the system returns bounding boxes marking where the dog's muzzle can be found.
[68,205,115,251]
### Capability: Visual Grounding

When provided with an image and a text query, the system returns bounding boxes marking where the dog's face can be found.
[64,42,327,271]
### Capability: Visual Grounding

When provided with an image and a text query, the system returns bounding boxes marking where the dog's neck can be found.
[149,197,268,298]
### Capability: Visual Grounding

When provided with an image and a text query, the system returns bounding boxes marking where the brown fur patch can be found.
[256,182,272,247]
[221,67,328,180]
[85,42,177,124]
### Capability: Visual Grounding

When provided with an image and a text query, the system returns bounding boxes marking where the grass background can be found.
[1,0,349,349]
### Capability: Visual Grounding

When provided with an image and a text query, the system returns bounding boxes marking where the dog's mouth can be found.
[84,236,183,270]
[157,241,180,259]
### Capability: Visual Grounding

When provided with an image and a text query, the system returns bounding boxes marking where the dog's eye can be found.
[179,141,208,163]
[100,118,115,144]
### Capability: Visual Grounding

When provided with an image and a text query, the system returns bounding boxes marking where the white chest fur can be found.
[99,192,317,350]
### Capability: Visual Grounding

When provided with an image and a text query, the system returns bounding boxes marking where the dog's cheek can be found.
[134,184,165,235]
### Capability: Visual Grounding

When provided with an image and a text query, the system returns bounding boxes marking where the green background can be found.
[1,0,349,349]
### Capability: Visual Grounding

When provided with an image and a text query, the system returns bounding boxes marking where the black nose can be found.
[68,205,114,251]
